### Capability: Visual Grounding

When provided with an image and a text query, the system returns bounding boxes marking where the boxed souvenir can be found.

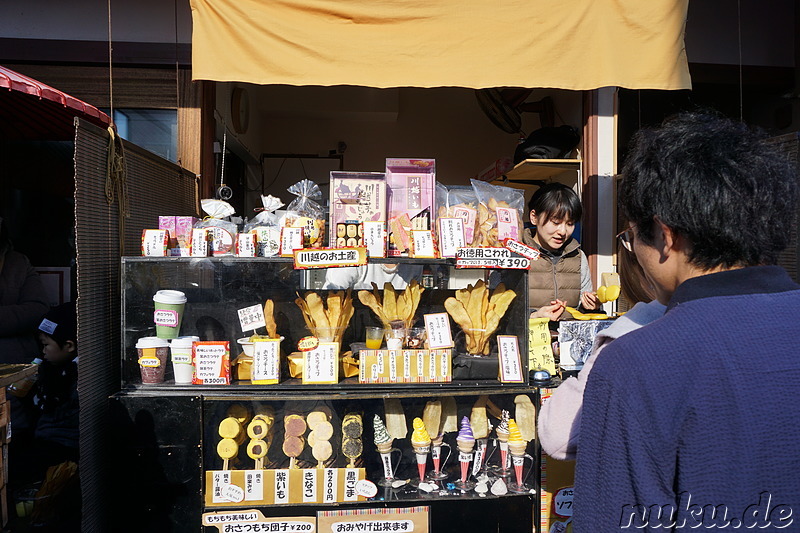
[385,158,436,257]
[557,320,614,371]
[329,172,387,248]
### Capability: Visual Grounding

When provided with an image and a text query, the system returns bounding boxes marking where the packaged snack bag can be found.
[284,180,326,248]
[437,185,479,246]
[244,195,284,257]
[196,199,237,256]
[470,179,525,247]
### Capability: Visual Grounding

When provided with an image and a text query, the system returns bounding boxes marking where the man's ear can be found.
[64,340,77,354]
[653,216,679,259]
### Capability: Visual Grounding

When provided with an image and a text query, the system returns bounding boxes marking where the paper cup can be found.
[136,337,170,384]
[153,290,187,339]
[170,336,198,384]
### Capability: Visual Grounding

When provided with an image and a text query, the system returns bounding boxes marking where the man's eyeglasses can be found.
[616,227,635,253]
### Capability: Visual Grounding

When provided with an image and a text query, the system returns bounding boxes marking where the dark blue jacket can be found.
[574,266,800,531]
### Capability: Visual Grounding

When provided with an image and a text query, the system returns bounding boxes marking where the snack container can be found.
[329,172,387,248]
[385,158,436,257]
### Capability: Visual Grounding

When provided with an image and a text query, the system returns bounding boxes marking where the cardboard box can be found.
[358,349,452,383]
[159,216,198,256]
[385,158,436,257]
[175,216,198,256]
[329,172,387,248]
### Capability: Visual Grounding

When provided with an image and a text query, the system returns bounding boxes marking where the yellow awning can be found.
[190,0,690,90]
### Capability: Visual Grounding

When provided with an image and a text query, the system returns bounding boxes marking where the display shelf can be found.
[114,253,540,531]
[121,256,529,388]
[502,158,581,185]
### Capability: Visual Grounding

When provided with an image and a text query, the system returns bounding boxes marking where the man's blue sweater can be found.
[574,266,800,532]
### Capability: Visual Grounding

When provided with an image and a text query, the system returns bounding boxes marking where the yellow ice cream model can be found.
[507,419,532,493]
[410,417,432,484]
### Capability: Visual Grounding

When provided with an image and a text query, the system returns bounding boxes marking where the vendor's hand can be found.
[530,301,566,321]
[580,291,601,310]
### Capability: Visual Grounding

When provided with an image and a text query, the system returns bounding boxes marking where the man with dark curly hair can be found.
[574,112,800,531]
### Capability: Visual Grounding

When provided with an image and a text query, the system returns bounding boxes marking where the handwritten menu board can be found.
[437,217,466,258]
[528,317,555,375]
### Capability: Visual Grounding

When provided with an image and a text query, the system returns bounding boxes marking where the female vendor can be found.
[523,183,599,320]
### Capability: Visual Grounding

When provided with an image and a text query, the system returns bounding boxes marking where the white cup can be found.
[170,335,199,384]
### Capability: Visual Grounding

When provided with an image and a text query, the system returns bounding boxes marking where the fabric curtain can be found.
[190,0,690,90]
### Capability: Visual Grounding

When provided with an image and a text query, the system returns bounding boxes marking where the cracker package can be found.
[385,158,436,257]
[436,185,479,246]
[285,180,326,248]
[470,179,525,247]
[329,172,387,248]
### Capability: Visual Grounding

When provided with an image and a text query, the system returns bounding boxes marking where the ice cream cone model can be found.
[477,419,493,471]
[247,439,268,469]
[374,415,397,485]
[430,433,445,477]
[217,438,238,470]
[456,416,476,485]
[495,410,511,473]
[507,419,528,487]
[410,417,432,482]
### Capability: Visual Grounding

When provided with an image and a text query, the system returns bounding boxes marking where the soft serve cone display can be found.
[374,414,396,485]
[410,417,432,482]
[507,419,528,487]
[496,410,511,472]
[455,416,475,485]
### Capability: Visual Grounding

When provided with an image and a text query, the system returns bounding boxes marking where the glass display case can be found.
[112,256,539,532]
[120,256,530,389]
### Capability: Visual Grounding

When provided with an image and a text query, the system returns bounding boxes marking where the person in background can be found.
[0,216,50,364]
[537,240,666,460]
[574,112,800,531]
[524,183,600,320]
[323,262,423,290]
[11,302,80,530]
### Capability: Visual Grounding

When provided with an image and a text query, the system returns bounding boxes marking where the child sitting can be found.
[32,301,79,470]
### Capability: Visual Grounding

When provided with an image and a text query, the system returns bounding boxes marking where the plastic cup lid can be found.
[170,336,200,349]
[136,336,170,349]
[153,290,187,305]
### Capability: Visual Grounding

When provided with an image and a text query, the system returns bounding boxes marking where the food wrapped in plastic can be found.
[285,180,326,248]
[196,199,237,256]
[470,179,525,247]
[436,184,479,245]
[244,194,284,256]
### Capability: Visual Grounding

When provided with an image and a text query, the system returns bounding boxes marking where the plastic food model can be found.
[456,416,476,486]
[357,280,424,330]
[307,409,334,467]
[495,410,511,472]
[283,414,307,468]
[341,413,364,467]
[507,419,528,487]
[444,280,516,355]
[410,417,432,482]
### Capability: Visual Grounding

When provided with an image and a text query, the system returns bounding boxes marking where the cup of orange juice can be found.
[365,326,384,349]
